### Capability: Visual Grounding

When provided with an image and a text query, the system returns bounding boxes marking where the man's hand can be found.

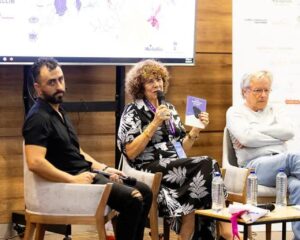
[71,172,96,184]
[232,137,244,149]
[106,167,126,183]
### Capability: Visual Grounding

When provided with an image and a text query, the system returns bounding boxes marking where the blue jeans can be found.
[246,153,300,240]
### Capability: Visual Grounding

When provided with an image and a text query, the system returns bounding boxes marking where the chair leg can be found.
[266,223,272,240]
[149,207,159,240]
[24,221,36,240]
[34,224,46,240]
[163,217,170,240]
[96,218,107,240]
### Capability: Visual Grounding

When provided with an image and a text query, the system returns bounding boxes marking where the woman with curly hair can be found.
[117,59,231,240]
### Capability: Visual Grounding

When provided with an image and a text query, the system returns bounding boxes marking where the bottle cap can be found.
[214,172,221,177]
[250,169,256,174]
[279,168,285,172]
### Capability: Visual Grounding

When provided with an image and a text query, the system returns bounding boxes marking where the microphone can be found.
[157,90,166,105]
[91,170,137,186]
[157,90,172,134]
[257,203,275,212]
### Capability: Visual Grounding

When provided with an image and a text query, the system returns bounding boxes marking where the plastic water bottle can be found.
[247,169,258,206]
[212,172,225,211]
[276,168,287,207]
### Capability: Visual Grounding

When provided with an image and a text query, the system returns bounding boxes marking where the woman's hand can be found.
[153,105,171,126]
[199,111,209,129]
[186,112,210,142]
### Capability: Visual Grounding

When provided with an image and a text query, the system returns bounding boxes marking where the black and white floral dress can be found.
[117,99,223,234]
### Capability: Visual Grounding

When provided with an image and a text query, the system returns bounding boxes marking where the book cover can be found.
[185,96,207,129]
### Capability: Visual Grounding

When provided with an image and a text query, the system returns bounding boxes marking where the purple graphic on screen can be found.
[147,5,161,30]
[29,32,38,41]
[54,0,67,16]
[76,0,82,11]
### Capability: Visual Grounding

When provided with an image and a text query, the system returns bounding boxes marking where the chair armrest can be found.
[25,182,108,216]
[223,166,249,203]
[121,161,162,197]
[122,162,153,186]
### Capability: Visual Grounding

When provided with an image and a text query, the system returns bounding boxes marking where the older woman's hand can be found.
[153,105,171,126]
[199,111,209,128]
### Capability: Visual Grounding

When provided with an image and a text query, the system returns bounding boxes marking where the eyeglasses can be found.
[248,88,272,96]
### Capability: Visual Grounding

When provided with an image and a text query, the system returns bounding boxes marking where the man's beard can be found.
[42,91,64,104]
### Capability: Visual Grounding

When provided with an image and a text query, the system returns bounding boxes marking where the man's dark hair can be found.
[31,58,60,83]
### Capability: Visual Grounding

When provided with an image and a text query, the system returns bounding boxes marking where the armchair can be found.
[222,127,276,240]
[222,127,250,203]
[222,127,276,202]
[23,144,115,240]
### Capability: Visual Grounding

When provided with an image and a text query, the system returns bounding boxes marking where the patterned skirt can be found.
[141,156,224,236]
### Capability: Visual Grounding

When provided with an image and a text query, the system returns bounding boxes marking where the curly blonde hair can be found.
[125,59,170,100]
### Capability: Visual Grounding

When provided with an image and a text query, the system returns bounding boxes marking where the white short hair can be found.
[240,70,273,98]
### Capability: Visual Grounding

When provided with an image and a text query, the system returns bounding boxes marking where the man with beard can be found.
[22,58,152,240]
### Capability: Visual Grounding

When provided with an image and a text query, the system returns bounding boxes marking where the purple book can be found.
[185,96,207,129]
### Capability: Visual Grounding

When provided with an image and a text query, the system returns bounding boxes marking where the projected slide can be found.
[0,0,196,65]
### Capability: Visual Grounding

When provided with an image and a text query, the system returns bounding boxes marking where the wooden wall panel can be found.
[0,0,233,224]
[68,112,115,135]
[62,66,116,101]
[0,66,25,137]
[186,132,223,165]
[0,136,24,223]
[78,135,115,167]
[196,0,232,53]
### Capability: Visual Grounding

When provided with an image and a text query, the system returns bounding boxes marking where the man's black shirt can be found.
[22,98,91,175]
